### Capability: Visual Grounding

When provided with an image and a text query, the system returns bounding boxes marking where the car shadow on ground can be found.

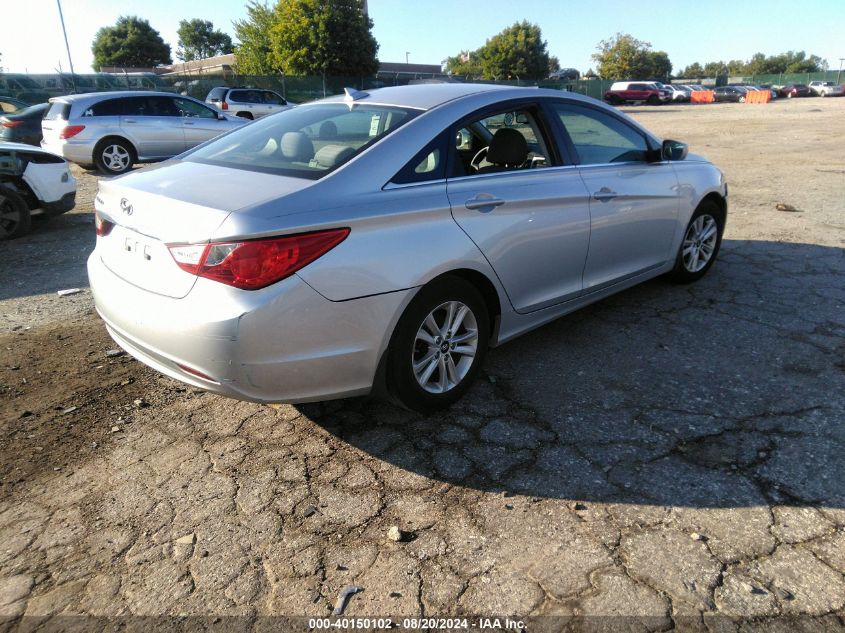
[308,239,845,509]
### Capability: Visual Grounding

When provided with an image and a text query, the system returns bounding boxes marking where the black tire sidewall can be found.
[667,201,725,283]
[95,139,134,175]
[388,277,490,412]
[0,186,31,240]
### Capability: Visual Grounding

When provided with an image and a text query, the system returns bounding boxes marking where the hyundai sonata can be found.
[88,84,727,411]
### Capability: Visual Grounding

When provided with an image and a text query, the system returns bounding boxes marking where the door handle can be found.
[184,121,195,125]
[465,195,506,211]
[592,187,618,201]
[123,119,137,123]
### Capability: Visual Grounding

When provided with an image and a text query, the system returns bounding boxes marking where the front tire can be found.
[666,201,725,283]
[94,138,135,175]
[387,277,490,412]
[647,95,660,105]
[0,186,31,239]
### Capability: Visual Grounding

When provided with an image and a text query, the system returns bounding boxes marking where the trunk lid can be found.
[95,160,315,298]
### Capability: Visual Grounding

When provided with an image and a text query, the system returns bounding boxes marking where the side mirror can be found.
[662,139,688,161]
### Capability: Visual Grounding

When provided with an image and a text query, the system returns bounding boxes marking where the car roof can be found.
[49,91,184,103]
[0,141,60,156]
[314,83,598,111]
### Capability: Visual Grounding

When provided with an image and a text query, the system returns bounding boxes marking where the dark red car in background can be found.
[778,84,811,98]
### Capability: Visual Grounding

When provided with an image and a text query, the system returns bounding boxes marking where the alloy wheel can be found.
[412,301,478,394]
[102,144,130,172]
[682,214,719,273]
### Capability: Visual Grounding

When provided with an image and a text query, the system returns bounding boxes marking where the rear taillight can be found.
[168,229,350,290]
[1,120,24,128]
[95,211,114,237]
[221,101,228,110]
[60,125,85,139]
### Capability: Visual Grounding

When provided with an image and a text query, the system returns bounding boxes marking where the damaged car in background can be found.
[1,142,76,239]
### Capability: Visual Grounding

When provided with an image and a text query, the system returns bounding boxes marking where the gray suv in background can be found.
[40,91,246,175]
[205,87,294,120]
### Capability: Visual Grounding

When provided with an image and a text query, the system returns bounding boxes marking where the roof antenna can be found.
[343,87,369,102]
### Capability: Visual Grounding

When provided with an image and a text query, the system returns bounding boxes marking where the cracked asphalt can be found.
[1,97,844,631]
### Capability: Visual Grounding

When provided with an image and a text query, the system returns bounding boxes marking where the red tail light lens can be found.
[59,125,85,139]
[1,120,24,128]
[94,211,114,237]
[168,229,349,290]
[221,101,228,110]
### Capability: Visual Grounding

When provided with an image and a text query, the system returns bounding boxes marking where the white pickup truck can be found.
[808,81,844,97]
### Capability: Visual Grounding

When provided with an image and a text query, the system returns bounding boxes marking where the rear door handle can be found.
[592,187,618,201]
[465,195,506,211]
[123,119,137,123]
[184,121,195,126]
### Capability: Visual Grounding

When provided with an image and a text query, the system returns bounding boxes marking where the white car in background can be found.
[808,81,843,97]
[0,141,76,239]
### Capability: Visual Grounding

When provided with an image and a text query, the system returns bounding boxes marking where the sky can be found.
[2,0,844,75]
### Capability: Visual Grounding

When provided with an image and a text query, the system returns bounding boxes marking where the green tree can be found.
[477,21,554,80]
[270,0,379,77]
[703,61,729,77]
[726,59,747,75]
[444,50,483,77]
[592,33,672,80]
[91,16,171,70]
[176,19,233,62]
[647,51,672,80]
[445,22,554,80]
[233,1,277,74]
[679,62,704,78]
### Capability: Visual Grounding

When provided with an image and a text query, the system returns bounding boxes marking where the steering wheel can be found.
[470,146,489,172]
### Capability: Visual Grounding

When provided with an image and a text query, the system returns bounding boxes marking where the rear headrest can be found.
[318,120,338,139]
[313,144,355,169]
[280,132,314,162]
[486,128,528,166]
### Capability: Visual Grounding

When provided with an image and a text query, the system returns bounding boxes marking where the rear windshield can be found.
[45,102,71,121]
[184,102,420,179]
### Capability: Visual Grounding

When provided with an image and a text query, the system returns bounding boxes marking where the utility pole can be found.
[838,58,845,85]
[405,52,410,65]
[56,0,77,93]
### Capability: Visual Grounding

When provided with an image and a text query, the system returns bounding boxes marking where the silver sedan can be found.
[88,84,728,411]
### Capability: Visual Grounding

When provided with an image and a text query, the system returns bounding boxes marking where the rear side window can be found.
[553,103,650,165]
[122,96,180,117]
[45,102,71,121]
[84,98,125,117]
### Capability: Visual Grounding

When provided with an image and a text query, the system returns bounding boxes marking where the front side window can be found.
[122,96,180,117]
[552,103,649,165]
[175,98,217,119]
[262,91,286,105]
[450,106,552,177]
[185,103,419,179]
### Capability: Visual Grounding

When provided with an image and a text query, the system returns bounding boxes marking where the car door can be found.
[549,101,680,292]
[174,97,231,147]
[258,90,288,118]
[446,102,591,313]
[119,96,185,158]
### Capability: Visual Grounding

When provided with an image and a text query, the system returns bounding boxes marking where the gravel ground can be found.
[1,97,844,630]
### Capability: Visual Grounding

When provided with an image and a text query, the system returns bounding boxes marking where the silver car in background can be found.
[88,84,728,411]
[205,87,295,120]
[41,91,247,175]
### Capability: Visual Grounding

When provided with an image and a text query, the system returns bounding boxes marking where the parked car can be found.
[603,81,669,105]
[665,85,691,101]
[714,86,748,102]
[808,81,843,97]
[0,141,76,239]
[205,87,294,120]
[88,84,728,411]
[40,91,248,175]
[778,84,811,98]
[0,96,29,114]
[0,103,49,145]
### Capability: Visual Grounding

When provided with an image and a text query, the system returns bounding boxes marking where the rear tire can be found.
[387,276,490,412]
[647,94,660,105]
[94,138,135,175]
[666,200,725,284]
[0,186,32,240]
[236,112,254,120]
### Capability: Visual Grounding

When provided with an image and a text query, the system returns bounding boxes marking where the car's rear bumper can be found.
[87,250,413,403]
[41,191,76,215]
[40,139,94,166]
